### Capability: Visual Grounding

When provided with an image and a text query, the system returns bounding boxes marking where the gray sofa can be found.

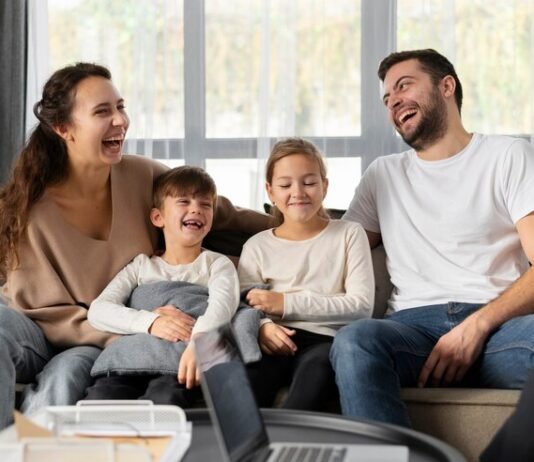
[11,234,520,461]
[370,245,520,462]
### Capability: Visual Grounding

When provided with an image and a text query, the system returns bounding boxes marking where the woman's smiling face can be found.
[57,76,129,166]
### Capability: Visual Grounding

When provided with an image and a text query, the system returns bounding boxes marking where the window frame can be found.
[125,0,407,171]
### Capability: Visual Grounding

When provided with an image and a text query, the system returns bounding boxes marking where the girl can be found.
[238,137,375,411]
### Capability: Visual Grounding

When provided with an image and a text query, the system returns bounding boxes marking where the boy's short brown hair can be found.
[153,166,217,209]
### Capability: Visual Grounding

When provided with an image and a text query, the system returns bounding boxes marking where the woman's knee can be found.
[52,346,101,374]
[45,346,101,391]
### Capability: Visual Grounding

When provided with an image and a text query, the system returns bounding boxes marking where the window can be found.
[48,0,185,140]
[398,0,534,135]
[205,0,361,138]
[44,0,534,210]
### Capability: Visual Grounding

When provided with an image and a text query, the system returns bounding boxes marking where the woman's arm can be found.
[6,239,116,349]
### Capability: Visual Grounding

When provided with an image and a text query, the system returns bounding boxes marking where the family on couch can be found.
[0,48,533,459]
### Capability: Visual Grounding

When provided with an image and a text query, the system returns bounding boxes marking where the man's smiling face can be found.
[382,59,448,151]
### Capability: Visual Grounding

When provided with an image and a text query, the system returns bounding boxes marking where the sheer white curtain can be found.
[204,0,399,210]
[32,0,534,211]
[25,0,49,136]
[28,0,184,161]
[396,0,534,140]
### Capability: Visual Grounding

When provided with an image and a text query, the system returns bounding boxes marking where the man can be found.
[331,48,534,427]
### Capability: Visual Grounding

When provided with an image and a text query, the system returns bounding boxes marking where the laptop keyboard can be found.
[275,446,347,462]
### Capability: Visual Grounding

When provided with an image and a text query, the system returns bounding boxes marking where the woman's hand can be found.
[258,323,297,356]
[178,343,200,389]
[149,305,195,342]
[246,289,284,316]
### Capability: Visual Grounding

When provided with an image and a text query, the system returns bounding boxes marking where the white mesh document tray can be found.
[0,400,192,462]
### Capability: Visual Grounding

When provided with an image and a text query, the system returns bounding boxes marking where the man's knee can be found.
[331,319,386,361]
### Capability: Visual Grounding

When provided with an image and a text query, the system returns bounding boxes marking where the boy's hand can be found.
[149,305,195,342]
[246,289,284,316]
[258,323,297,356]
[178,343,200,389]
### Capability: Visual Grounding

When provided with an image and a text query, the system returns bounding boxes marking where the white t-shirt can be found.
[344,134,534,311]
[88,250,240,336]
[237,220,375,337]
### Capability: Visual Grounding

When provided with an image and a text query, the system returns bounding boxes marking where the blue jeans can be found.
[0,303,101,429]
[330,303,534,427]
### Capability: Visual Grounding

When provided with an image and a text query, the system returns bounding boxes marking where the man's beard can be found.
[398,88,448,151]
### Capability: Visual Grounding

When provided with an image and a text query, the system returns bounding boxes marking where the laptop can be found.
[193,324,409,462]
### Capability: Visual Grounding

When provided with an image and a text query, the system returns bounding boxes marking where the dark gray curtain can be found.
[0,0,26,184]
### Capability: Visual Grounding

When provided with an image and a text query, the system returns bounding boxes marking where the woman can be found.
[0,62,272,429]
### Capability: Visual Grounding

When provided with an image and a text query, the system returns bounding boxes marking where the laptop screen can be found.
[194,325,270,462]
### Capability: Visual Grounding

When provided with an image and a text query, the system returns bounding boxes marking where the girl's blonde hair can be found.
[266,137,329,222]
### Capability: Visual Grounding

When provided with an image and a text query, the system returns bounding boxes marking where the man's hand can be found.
[149,305,195,342]
[418,312,491,387]
[178,343,200,389]
[258,323,297,356]
[246,289,284,316]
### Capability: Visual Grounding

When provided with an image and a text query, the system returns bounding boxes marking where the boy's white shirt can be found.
[88,250,240,336]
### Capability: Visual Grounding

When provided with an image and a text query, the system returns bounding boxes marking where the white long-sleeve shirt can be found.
[88,250,240,336]
[238,220,375,337]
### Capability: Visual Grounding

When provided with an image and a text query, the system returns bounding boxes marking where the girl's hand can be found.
[178,343,200,389]
[246,289,284,316]
[149,305,195,342]
[259,323,297,356]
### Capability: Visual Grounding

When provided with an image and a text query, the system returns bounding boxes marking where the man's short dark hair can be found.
[378,48,463,112]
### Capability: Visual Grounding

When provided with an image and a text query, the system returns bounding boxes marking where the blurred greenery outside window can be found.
[47,1,534,209]
[398,0,534,135]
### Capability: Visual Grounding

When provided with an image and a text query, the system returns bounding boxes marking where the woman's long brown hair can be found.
[0,63,111,278]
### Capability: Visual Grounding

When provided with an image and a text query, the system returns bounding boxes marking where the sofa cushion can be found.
[402,387,520,462]
[91,281,262,377]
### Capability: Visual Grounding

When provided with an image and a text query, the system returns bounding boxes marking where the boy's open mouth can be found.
[183,219,203,229]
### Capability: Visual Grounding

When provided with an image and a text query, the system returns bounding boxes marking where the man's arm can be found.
[418,212,534,387]
[365,230,382,249]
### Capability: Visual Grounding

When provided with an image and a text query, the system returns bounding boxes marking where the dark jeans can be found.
[331,303,534,427]
[247,328,338,412]
[86,374,202,407]
[0,303,100,430]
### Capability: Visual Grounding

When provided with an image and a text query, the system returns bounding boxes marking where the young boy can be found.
[86,166,240,405]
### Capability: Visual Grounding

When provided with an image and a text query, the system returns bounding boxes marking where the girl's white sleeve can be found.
[283,225,375,322]
[87,255,159,334]
[193,255,240,335]
[237,241,265,290]
[237,241,273,326]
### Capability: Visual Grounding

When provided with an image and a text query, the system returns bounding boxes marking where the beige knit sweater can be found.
[3,155,274,348]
